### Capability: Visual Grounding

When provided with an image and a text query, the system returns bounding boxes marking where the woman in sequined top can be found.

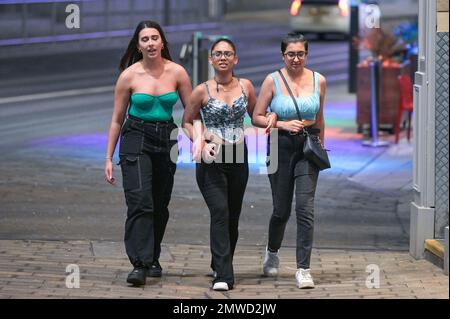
[182,38,276,291]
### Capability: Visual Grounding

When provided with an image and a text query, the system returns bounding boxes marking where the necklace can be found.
[214,77,234,93]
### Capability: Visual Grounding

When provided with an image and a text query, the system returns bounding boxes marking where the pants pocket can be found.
[119,155,142,191]
[119,126,143,155]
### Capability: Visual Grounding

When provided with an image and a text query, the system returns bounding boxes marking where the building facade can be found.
[410,0,448,275]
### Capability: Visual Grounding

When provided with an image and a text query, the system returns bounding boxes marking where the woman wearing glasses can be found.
[252,32,326,289]
[182,38,276,291]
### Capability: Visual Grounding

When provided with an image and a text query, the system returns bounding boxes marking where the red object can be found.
[395,75,414,143]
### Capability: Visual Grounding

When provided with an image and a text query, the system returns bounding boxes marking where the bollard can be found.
[199,48,210,85]
[363,58,389,147]
[348,2,359,93]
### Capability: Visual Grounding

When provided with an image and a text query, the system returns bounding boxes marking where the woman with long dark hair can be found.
[252,32,327,289]
[105,21,192,286]
[182,38,276,291]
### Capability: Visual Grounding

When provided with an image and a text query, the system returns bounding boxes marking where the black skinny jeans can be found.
[267,131,319,269]
[196,142,249,287]
[118,115,178,268]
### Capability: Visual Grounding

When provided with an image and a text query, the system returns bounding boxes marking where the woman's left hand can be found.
[192,138,205,162]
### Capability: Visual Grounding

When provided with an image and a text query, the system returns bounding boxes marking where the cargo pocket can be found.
[119,155,142,191]
[119,129,144,155]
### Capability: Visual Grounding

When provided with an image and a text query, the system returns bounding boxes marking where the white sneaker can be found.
[213,282,229,291]
[263,247,279,277]
[295,268,315,289]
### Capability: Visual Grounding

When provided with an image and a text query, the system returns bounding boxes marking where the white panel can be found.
[425,0,436,208]
[413,83,422,195]
[410,202,435,259]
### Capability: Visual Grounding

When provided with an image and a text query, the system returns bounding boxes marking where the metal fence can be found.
[0,0,223,46]
[435,31,449,238]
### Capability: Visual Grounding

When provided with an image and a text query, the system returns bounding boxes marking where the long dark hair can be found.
[281,32,308,54]
[119,20,172,71]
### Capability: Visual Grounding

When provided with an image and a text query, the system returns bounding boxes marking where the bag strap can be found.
[277,69,302,121]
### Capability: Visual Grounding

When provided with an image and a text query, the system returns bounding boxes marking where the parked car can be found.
[289,0,418,39]
[289,0,350,37]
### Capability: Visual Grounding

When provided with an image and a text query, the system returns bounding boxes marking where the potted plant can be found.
[353,27,411,134]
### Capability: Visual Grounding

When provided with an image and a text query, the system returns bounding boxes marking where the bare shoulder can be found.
[260,73,276,92]
[192,82,208,100]
[239,78,255,92]
[314,71,326,85]
[116,65,136,87]
[239,78,253,86]
[263,73,275,85]
[204,79,216,89]
[167,60,188,76]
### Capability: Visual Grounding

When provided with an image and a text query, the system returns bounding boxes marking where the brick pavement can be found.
[0,240,447,299]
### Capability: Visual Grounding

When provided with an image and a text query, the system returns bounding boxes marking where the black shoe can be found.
[126,267,147,286]
[147,260,162,277]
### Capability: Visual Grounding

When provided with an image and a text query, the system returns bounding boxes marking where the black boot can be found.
[126,266,147,286]
[147,260,162,277]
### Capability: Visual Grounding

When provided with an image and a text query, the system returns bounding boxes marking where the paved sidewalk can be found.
[0,240,447,299]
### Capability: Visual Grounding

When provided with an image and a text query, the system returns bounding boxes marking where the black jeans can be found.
[267,131,319,269]
[196,142,249,287]
[118,115,178,268]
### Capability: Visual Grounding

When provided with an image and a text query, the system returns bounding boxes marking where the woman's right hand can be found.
[279,120,305,134]
[105,159,116,185]
[265,112,278,134]
[202,143,219,162]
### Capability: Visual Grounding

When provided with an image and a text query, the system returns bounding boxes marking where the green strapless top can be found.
[128,92,178,121]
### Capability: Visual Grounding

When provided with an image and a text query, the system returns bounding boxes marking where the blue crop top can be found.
[269,71,320,121]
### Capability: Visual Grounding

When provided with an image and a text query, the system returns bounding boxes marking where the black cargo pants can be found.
[118,115,178,268]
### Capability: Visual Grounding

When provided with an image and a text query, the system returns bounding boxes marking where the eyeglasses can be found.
[284,51,307,59]
[211,51,235,60]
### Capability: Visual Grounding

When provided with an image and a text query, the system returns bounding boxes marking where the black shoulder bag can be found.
[277,69,331,171]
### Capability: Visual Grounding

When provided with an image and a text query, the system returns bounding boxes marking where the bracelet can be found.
[105,157,113,160]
